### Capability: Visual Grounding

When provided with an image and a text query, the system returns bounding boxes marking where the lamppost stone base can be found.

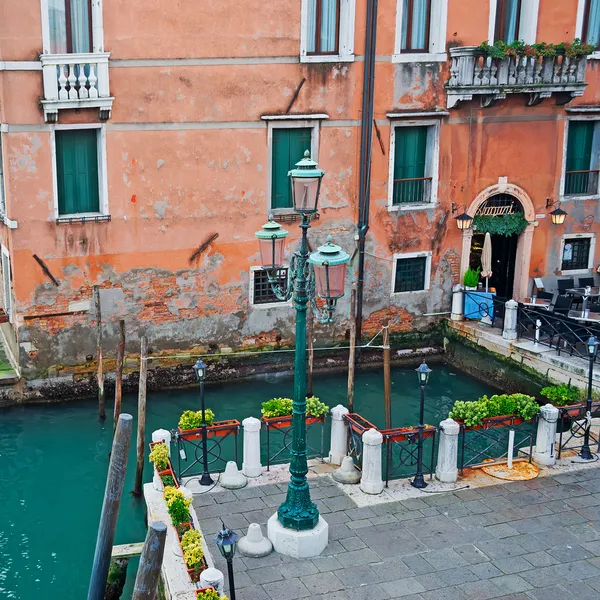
[267,513,328,558]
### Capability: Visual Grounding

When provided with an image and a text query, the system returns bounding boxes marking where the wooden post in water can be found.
[95,286,106,420]
[307,303,314,397]
[383,323,392,429]
[134,337,148,497]
[114,320,126,434]
[131,521,167,600]
[87,413,133,600]
[347,288,356,413]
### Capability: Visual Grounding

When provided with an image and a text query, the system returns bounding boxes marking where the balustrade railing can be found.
[392,177,432,205]
[564,170,600,197]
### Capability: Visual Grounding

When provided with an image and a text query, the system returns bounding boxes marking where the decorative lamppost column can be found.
[412,361,432,489]
[580,336,599,461]
[193,358,213,486]
[255,151,350,556]
[214,522,239,600]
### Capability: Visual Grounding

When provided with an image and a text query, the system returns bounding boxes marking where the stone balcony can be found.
[40,52,114,123]
[446,46,588,109]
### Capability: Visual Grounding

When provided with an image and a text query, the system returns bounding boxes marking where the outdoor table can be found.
[567,310,600,323]
[566,287,600,312]
[464,290,495,321]
[519,297,550,310]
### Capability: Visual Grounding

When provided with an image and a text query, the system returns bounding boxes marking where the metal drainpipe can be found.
[355,0,379,349]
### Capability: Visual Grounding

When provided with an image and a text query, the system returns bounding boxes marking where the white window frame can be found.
[487,0,539,44]
[0,133,5,218]
[387,118,441,212]
[391,251,432,295]
[576,0,600,60]
[249,266,293,308]
[40,0,105,54]
[265,118,320,215]
[559,233,596,276]
[559,117,600,202]
[1,244,13,322]
[300,0,356,63]
[392,0,448,63]
[50,123,109,219]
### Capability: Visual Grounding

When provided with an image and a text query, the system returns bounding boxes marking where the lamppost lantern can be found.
[255,218,289,269]
[308,235,351,303]
[455,211,473,231]
[214,522,239,600]
[288,150,325,214]
[580,335,599,461]
[587,336,599,359]
[416,361,432,386]
[193,358,206,382]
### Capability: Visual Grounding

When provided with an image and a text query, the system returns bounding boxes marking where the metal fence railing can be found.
[565,170,600,197]
[557,402,600,459]
[392,177,432,205]
[382,426,437,486]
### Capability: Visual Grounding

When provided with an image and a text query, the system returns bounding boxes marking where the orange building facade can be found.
[1,0,600,378]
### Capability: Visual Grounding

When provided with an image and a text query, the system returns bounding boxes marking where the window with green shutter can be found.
[565,121,599,196]
[271,128,312,209]
[393,126,430,205]
[56,129,100,215]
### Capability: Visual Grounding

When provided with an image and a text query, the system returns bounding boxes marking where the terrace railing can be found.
[564,169,600,197]
[382,426,437,486]
[557,402,600,459]
[392,177,432,206]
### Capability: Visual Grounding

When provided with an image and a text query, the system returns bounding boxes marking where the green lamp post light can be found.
[255,151,350,541]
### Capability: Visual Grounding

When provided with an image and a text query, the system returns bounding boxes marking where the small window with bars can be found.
[252,268,289,305]
[561,238,592,271]
[393,256,428,293]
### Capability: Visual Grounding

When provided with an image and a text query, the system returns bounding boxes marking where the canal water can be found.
[0,364,496,599]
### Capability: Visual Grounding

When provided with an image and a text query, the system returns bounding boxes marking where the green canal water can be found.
[0,364,496,599]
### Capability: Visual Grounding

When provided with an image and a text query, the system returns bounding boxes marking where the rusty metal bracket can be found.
[285,78,306,114]
[33,254,60,286]
[188,233,219,264]
[373,119,385,155]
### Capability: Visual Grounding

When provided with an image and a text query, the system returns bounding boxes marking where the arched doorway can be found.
[459,182,537,300]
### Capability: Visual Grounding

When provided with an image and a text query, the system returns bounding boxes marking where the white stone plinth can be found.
[152,428,172,454]
[451,284,464,321]
[220,461,247,489]
[503,299,519,341]
[360,428,384,495]
[328,404,350,465]
[533,403,559,466]
[436,418,460,483]
[267,513,329,558]
[200,567,225,596]
[152,468,164,492]
[238,523,273,557]
[242,417,263,478]
[332,456,361,484]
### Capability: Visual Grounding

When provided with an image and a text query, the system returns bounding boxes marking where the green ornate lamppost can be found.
[255,151,350,533]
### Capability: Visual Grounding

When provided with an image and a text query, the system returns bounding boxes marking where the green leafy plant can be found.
[178,409,215,430]
[160,474,175,487]
[473,213,529,237]
[463,267,481,288]
[164,486,191,526]
[149,443,170,471]
[478,39,594,59]
[558,39,595,58]
[197,589,224,600]
[306,396,330,418]
[449,393,539,427]
[181,529,204,571]
[261,397,293,418]
[540,384,582,407]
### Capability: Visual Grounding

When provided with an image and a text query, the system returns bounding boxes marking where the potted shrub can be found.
[449,393,540,428]
[164,486,193,544]
[540,384,583,433]
[178,409,240,440]
[463,267,480,291]
[149,442,171,491]
[180,528,207,582]
[261,396,330,428]
[197,587,224,599]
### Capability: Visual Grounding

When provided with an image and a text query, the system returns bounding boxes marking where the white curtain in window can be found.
[401,0,428,50]
[320,0,338,52]
[588,0,600,48]
[49,0,67,54]
[48,0,90,53]
[307,0,317,52]
[502,0,520,43]
[70,0,91,53]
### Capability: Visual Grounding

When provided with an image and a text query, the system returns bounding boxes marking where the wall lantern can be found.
[451,203,473,231]
[546,198,567,226]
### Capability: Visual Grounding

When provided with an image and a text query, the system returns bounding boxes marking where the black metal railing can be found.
[392,177,432,205]
[344,413,377,470]
[565,170,600,197]
[382,426,437,486]
[463,290,507,329]
[557,402,600,459]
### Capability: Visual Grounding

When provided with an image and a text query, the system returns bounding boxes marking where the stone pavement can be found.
[192,467,600,600]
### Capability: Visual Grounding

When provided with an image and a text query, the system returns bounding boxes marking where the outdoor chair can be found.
[537,291,553,300]
[557,318,598,358]
[552,295,573,316]
[578,277,595,288]
[557,279,575,294]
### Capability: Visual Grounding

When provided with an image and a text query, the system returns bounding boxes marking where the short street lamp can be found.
[254,151,350,532]
[580,336,599,461]
[214,522,239,600]
[412,361,432,489]
[193,358,213,486]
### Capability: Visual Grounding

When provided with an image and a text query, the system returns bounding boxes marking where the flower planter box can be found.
[178,419,240,441]
[149,441,179,489]
[261,414,325,430]
[381,425,437,443]
[175,523,207,583]
[456,414,525,432]
[197,587,216,598]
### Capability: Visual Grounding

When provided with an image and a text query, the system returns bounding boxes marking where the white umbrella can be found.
[481,232,493,294]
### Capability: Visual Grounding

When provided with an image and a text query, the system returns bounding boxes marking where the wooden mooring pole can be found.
[307,303,314,397]
[87,413,133,600]
[131,521,167,600]
[114,320,126,434]
[383,322,391,429]
[134,337,148,497]
[347,288,356,413]
[95,286,106,420]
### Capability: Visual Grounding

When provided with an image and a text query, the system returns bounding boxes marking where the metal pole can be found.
[412,384,427,489]
[307,302,314,397]
[95,285,105,420]
[226,558,236,600]
[114,320,125,434]
[347,288,356,413]
[277,214,319,531]
[131,521,167,600]
[200,378,214,485]
[580,354,595,460]
[383,323,391,429]
[87,413,133,600]
[134,337,148,496]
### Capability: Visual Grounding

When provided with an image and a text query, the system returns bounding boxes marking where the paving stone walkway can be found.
[193,467,600,600]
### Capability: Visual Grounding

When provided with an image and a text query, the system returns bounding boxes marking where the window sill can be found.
[269,210,320,223]
[588,51,600,60]
[392,52,447,64]
[300,53,355,64]
[560,194,600,202]
[388,203,436,212]
[250,301,292,309]
[559,268,593,276]
[391,288,429,296]
[56,213,111,224]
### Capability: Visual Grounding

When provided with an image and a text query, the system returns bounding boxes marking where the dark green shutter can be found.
[56,129,100,215]
[566,121,594,172]
[394,127,426,181]
[272,128,312,209]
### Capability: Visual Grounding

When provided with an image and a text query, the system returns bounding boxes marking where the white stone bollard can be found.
[451,284,464,321]
[360,428,384,495]
[242,417,263,478]
[328,405,350,465]
[435,418,460,483]
[502,299,518,341]
[238,523,273,557]
[220,460,247,489]
[152,429,172,491]
[533,403,559,466]
[200,567,225,596]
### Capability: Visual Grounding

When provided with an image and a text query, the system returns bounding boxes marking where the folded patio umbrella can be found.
[481,232,493,294]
